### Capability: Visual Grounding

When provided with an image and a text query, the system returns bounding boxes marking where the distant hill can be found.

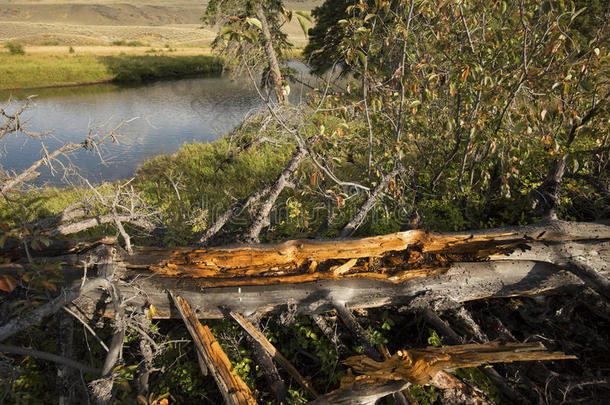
[0,1,320,46]
[0,3,202,26]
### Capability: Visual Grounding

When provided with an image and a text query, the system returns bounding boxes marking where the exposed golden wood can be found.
[344,342,577,385]
[122,221,610,289]
[169,293,256,405]
[314,342,576,404]
[229,311,319,399]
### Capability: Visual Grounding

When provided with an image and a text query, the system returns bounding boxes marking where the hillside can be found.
[0,1,319,46]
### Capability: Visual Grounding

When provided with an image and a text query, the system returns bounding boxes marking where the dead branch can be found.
[1,120,124,194]
[344,342,576,385]
[241,318,289,404]
[334,303,380,361]
[0,343,101,376]
[56,311,76,404]
[0,277,112,342]
[241,138,312,243]
[63,306,109,352]
[198,181,269,246]
[340,165,407,237]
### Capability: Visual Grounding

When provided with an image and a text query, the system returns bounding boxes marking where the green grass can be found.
[0,52,222,89]
[0,53,112,89]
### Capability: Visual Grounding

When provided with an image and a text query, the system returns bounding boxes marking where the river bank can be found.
[0,46,222,90]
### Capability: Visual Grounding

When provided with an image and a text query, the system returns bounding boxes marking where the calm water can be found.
[0,62,319,186]
[1,76,263,185]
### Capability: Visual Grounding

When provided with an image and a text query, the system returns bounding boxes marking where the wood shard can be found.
[332,258,359,276]
[170,292,256,405]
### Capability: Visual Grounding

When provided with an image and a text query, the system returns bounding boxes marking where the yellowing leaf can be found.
[245,17,262,30]
[41,280,57,292]
[461,65,470,82]
[0,275,17,292]
[149,304,160,319]
[297,15,309,37]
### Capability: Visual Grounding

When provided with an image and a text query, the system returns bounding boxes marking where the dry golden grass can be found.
[0,1,318,46]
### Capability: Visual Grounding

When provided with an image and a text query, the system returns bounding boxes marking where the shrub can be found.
[5,42,25,55]
[111,40,148,47]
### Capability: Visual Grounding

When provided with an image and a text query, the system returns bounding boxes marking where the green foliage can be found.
[6,357,55,404]
[427,330,443,348]
[275,316,343,387]
[302,0,351,74]
[453,367,506,404]
[409,384,441,405]
[300,0,609,232]
[136,135,293,244]
[152,346,209,402]
[5,41,25,55]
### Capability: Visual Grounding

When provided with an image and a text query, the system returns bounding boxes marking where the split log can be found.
[169,293,256,405]
[7,221,607,319]
[121,220,610,287]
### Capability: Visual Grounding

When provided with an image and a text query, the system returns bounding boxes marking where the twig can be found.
[63,306,109,352]
[0,344,101,376]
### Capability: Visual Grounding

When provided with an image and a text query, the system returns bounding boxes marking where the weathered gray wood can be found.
[76,258,603,319]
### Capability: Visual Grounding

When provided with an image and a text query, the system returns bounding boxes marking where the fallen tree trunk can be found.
[59,220,609,319]
[3,221,606,319]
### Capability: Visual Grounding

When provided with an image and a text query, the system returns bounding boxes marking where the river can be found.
[0,62,317,186]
